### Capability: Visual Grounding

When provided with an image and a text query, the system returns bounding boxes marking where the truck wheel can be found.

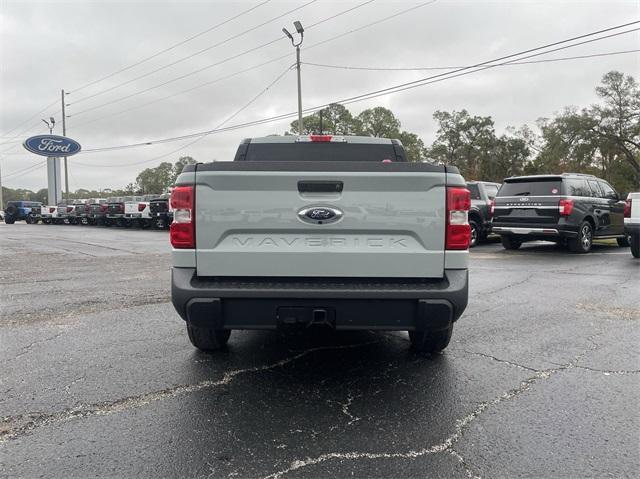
[501,235,522,250]
[469,220,480,247]
[409,325,453,354]
[43,218,51,224]
[568,221,593,253]
[25,215,34,224]
[186,323,231,351]
[631,234,640,259]
[617,235,630,247]
[4,217,15,224]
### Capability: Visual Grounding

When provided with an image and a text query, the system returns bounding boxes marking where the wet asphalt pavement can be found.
[1,222,638,478]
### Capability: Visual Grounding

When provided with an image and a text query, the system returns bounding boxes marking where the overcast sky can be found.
[1,0,638,192]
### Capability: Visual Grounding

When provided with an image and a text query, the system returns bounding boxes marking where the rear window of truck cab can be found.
[243,142,399,162]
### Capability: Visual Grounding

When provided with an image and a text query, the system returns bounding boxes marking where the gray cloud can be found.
[1,0,638,191]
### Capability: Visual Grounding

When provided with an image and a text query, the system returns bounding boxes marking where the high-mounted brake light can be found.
[309,134,332,142]
[624,198,631,218]
[559,198,574,216]
[170,185,195,248]
[138,203,146,212]
[446,187,471,250]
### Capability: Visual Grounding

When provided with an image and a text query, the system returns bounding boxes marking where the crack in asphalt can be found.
[474,273,534,296]
[459,350,540,372]
[327,393,362,426]
[0,330,68,364]
[0,340,379,444]
[259,332,606,479]
[449,448,481,479]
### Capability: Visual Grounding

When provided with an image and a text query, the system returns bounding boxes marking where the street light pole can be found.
[283,21,304,133]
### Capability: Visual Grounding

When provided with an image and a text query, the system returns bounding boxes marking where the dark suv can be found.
[492,173,627,253]
[466,181,500,247]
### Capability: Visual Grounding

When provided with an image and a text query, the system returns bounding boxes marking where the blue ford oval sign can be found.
[23,135,82,157]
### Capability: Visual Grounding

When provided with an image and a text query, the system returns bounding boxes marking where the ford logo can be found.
[519,197,530,202]
[298,206,343,224]
[23,135,82,157]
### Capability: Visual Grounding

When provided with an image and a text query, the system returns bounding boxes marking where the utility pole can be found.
[319,109,323,134]
[0,160,4,212]
[282,21,304,133]
[61,89,69,200]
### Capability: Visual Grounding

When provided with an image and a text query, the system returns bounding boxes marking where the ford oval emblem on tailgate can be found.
[298,206,343,224]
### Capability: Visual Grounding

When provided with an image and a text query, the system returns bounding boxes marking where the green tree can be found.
[355,107,401,138]
[428,110,497,179]
[172,156,197,184]
[398,131,427,162]
[289,104,358,135]
[136,162,174,194]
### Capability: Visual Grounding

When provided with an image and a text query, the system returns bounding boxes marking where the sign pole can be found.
[61,89,69,201]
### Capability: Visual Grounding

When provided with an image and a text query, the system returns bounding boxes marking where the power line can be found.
[69,0,430,123]
[73,22,640,156]
[2,160,47,180]
[68,0,319,106]
[0,116,60,155]
[303,48,640,71]
[72,64,294,168]
[74,46,640,132]
[68,1,273,95]
[0,99,58,139]
[73,57,293,129]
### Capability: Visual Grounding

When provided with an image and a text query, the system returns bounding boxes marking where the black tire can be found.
[5,205,17,216]
[617,235,630,247]
[469,219,480,247]
[186,323,231,351]
[140,219,151,229]
[631,234,640,259]
[4,217,15,224]
[568,221,593,253]
[501,235,522,250]
[43,218,52,224]
[409,325,453,354]
[25,215,34,224]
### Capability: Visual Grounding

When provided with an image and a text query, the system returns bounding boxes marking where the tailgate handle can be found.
[298,181,343,193]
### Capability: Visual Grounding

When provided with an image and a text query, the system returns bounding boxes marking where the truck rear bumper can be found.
[492,224,578,239]
[171,268,468,332]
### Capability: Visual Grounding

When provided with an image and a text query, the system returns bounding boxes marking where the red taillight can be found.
[559,199,574,216]
[49,207,55,213]
[138,203,146,212]
[624,199,631,218]
[100,204,108,212]
[488,199,495,217]
[446,187,471,250]
[67,206,73,213]
[310,134,332,142]
[170,185,195,248]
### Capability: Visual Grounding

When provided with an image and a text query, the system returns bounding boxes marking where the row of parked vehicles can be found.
[2,172,638,256]
[2,195,173,229]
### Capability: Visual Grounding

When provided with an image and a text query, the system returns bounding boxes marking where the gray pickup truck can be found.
[171,135,470,353]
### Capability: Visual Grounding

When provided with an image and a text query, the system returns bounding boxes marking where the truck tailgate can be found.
[194,162,446,278]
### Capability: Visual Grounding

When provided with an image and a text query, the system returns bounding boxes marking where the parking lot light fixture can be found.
[282,21,304,133]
